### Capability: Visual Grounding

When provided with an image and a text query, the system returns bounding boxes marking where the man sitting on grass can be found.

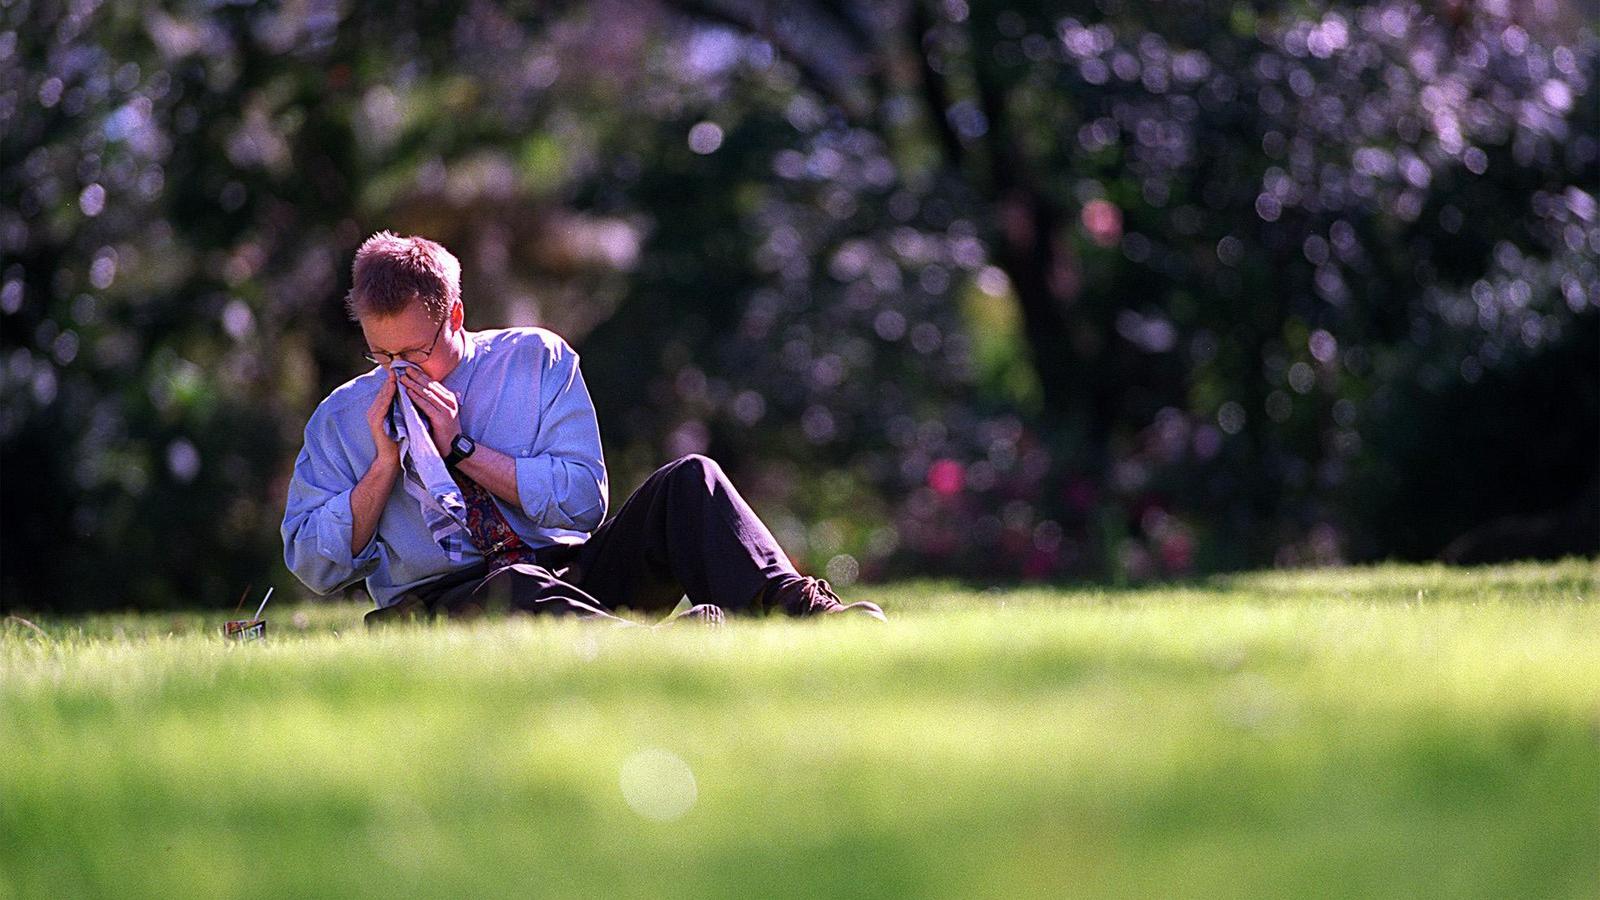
[281,231,885,626]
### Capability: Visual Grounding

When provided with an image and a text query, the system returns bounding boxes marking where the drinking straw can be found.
[252,587,274,622]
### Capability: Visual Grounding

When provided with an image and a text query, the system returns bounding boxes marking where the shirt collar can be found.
[441,328,479,391]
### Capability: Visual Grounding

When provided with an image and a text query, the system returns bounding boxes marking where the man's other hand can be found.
[365,368,400,468]
[399,365,462,456]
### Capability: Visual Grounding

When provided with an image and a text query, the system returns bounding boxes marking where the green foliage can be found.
[2,562,1598,898]
[0,1,1595,609]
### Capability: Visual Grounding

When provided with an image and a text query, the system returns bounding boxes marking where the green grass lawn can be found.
[3,561,1597,899]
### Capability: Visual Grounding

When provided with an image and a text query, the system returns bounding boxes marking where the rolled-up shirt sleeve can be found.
[515,341,608,532]
[281,412,383,595]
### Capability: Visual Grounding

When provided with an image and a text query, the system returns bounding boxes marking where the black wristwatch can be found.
[444,433,477,467]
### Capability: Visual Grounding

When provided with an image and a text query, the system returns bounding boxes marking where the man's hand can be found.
[398,365,462,456]
[365,368,401,468]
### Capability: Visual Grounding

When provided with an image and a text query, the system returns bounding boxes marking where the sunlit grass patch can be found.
[2,560,1597,899]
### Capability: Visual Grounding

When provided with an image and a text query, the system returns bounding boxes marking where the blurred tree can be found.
[659,0,1599,572]
[0,0,1594,610]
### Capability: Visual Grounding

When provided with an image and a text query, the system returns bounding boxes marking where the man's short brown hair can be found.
[345,231,461,322]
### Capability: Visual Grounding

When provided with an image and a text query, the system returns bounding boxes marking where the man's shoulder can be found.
[306,368,385,432]
[474,326,579,365]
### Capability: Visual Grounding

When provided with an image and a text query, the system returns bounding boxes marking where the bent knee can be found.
[663,453,725,486]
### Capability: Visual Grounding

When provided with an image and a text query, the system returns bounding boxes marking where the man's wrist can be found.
[444,433,477,467]
[369,454,402,478]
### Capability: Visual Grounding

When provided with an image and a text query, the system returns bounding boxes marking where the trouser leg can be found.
[470,561,626,622]
[569,454,799,615]
[364,562,490,626]
[366,454,796,625]
[365,558,627,626]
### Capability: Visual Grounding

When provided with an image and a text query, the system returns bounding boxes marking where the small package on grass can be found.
[223,588,273,641]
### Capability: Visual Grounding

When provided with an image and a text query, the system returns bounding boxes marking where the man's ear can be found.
[450,301,464,330]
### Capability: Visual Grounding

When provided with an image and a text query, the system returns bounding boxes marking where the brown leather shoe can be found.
[767,576,887,621]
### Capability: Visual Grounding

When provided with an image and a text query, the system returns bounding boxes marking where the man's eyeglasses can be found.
[364,318,447,366]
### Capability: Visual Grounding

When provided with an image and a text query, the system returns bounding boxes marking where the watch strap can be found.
[445,434,476,467]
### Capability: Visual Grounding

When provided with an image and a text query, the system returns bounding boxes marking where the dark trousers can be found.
[366,455,799,625]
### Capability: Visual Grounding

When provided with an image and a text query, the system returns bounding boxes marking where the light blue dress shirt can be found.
[281,327,608,607]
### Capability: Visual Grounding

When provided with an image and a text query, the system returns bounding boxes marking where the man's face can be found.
[358,300,459,382]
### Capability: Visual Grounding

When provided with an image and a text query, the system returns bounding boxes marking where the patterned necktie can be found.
[453,470,538,569]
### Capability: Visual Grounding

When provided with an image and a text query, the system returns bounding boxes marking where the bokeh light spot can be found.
[825,553,859,586]
[928,459,964,495]
[166,438,201,483]
[1081,199,1123,247]
[78,184,106,217]
[618,749,697,822]
[688,121,724,155]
